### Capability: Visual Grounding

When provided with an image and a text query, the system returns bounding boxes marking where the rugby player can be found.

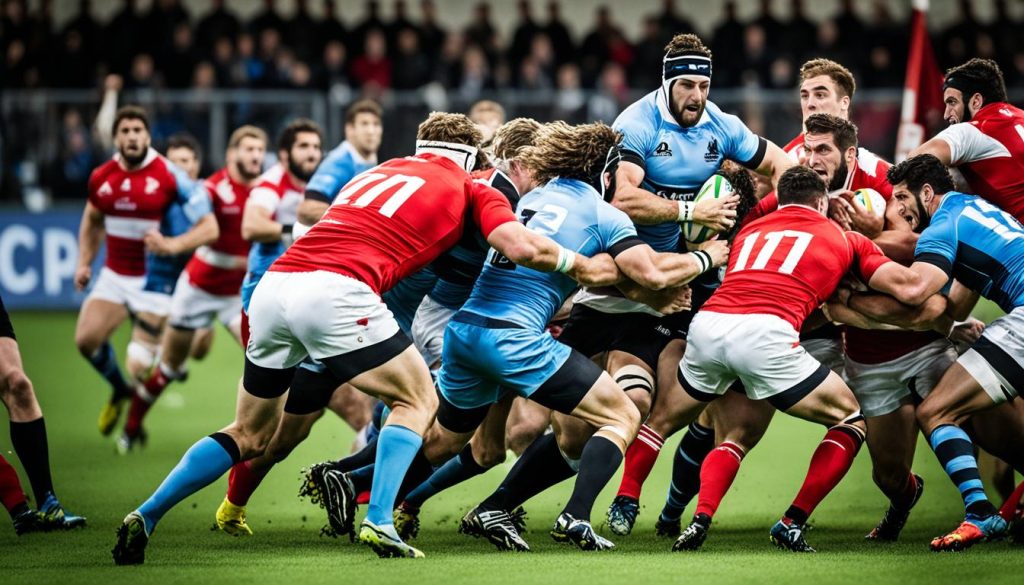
[111,112,618,563]
[118,126,269,453]
[1,293,85,532]
[844,154,1024,551]
[74,107,216,437]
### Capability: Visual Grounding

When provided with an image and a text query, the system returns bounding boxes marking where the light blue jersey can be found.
[461,178,638,330]
[613,90,765,253]
[144,164,212,295]
[916,192,1024,312]
[382,266,437,333]
[438,178,639,410]
[304,141,376,203]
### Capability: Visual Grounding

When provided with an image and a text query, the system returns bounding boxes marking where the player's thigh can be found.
[469,394,515,467]
[782,370,861,427]
[968,401,1024,471]
[551,410,596,460]
[916,362,1003,432]
[646,339,693,436]
[709,389,775,451]
[606,350,654,417]
[265,410,324,460]
[75,297,128,350]
[345,346,436,412]
[865,403,918,480]
[161,325,197,369]
[505,397,550,454]
[225,377,291,457]
[565,370,642,442]
[0,336,26,380]
[426,398,488,463]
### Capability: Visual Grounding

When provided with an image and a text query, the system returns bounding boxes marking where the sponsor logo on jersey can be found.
[655,325,672,336]
[216,179,237,204]
[98,181,113,196]
[113,196,137,211]
[145,177,160,195]
[704,138,720,163]
[654,188,696,201]
[654,141,673,157]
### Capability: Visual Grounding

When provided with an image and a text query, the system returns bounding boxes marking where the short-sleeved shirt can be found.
[271,153,517,295]
[87,148,211,277]
[459,177,641,331]
[934,102,1024,222]
[304,141,377,203]
[185,168,253,296]
[703,205,892,331]
[240,163,304,310]
[915,191,1024,313]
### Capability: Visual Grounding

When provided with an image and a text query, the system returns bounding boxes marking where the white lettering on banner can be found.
[43,228,78,295]
[0,225,39,294]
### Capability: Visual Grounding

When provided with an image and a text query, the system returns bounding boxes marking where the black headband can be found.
[663,52,712,81]
[943,75,985,102]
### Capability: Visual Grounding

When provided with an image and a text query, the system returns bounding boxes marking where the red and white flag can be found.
[895,0,945,162]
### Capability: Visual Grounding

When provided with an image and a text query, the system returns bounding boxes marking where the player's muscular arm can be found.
[296,198,330,226]
[612,239,729,291]
[864,261,948,307]
[909,137,954,165]
[609,162,682,225]
[752,140,794,191]
[144,214,219,256]
[839,291,950,332]
[945,280,981,321]
[485,222,621,287]
[241,201,284,242]
[75,201,105,290]
[872,230,919,264]
[617,281,692,314]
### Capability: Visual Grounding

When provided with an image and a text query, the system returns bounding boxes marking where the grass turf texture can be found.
[1,311,1021,584]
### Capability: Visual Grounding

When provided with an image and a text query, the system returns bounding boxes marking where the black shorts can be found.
[284,361,345,415]
[557,305,671,371]
[658,283,717,341]
[0,294,14,340]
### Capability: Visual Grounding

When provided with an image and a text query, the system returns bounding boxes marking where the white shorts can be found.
[245,271,401,370]
[845,339,957,418]
[168,272,242,330]
[958,306,1024,404]
[803,337,845,376]
[679,311,829,408]
[87,267,170,316]
[411,295,456,367]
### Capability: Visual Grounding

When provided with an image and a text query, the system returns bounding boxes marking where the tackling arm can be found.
[484,222,622,287]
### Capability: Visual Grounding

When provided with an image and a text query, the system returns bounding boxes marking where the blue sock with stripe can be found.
[87,341,132,399]
[928,424,997,517]
[660,421,715,522]
[366,425,423,527]
[404,444,488,508]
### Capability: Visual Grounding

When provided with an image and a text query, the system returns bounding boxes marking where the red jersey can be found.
[934,102,1024,222]
[271,153,518,294]
[185,168,252,296]
[703,205,892,331]
[87,148,205,277]
[247,163,304,225]
[749,135,892,224]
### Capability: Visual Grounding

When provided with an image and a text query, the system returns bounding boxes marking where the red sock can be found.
[786,426,863,524]
[0,454,27,514]
[616,424,664,500]
[124,365,171,437]
[695,441,745,518]
[227,460,270,506]
[999,480,1024,521]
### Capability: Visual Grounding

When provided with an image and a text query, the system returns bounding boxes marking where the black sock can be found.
[329,435,378,473]
[10,418,53,505]
[661,421,715,521]
[480,433,575,512]
[562,436,624,521]
[396,449,436,502]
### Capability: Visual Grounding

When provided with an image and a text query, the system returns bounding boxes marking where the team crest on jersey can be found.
[145,177,160,195]
[120,178,132,192]
[98,181,113,196]
[216,180,236,204]
[654,141,673,157]
[704,139,720,163]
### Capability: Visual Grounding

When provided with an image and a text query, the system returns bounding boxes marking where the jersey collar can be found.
[342,140,378,165]
[114,146,159,171]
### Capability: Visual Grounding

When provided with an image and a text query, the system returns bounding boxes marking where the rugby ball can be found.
[683,174,734,244]
[852,188,886,218]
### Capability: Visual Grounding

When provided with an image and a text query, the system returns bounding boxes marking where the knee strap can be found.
[613,364,655,395]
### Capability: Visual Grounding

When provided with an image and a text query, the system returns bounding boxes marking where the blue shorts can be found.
[144,253,190,295]
[383,266,437,334]
[437,316,571,411]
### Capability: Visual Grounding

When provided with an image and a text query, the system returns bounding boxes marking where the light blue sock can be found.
[137,434,238,533]
[366,425,422,526]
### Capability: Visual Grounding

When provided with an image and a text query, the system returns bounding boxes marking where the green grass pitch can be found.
[1,311,1021,583]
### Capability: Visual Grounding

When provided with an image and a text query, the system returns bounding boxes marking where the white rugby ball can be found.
[852,188,886,218]
[683,174,734,244]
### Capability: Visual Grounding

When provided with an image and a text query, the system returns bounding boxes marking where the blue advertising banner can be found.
[0,208,103,310]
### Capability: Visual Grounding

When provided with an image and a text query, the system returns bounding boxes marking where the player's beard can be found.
[827,162,849,192]
[120,146,146,168]
[288,158,315,182]
[235,158,261,182]
[674,101,705,128]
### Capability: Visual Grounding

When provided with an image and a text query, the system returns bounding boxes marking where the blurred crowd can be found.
[5,0,1024,98]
